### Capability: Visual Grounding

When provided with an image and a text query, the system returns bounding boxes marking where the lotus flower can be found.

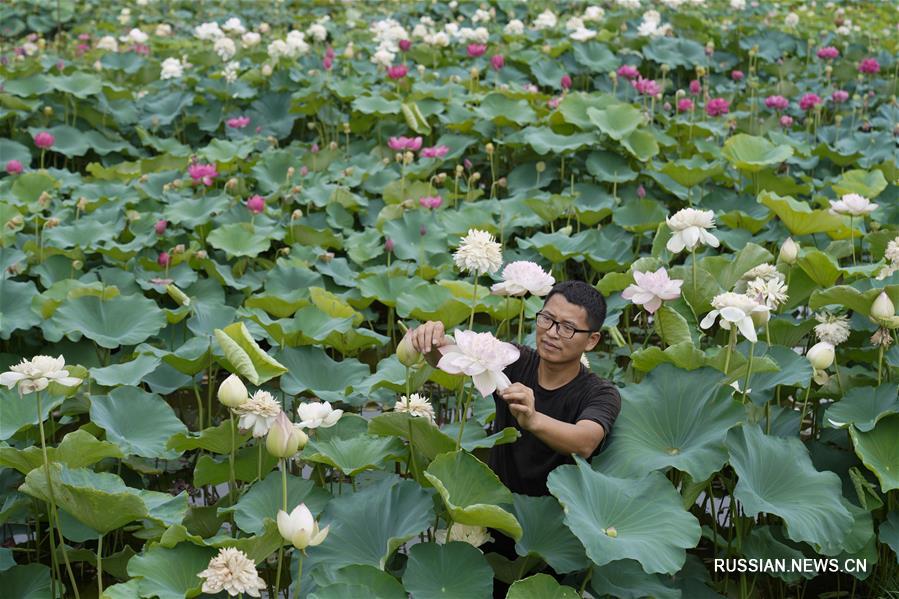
[420,145,449,158]
[234,389,282,437]
[453,228,503,275]
[617,65,639,79]
[393,393,436,423]
[197,547,266,597]
[705,98,730,116]
[688,79,701,95]
[387,64,408,80]
[764,95,789,111]
[33,132,54,149]
[700,292,769,343]
[246,195,265,214]
[621,267,683,314]
[858,58,880,74]
[399,39,411,52]
[297,400,342,429]
[631,76,660,96]
[467,43,487,58]
[155,219,167,235]
[277,503,329,550]
[730,70,744,81]
[807,341,835,370]
[188,162,218,186]
[490,261,555,297]
[157,251,170,266]
[665,208,720,253]
[419,196,442,209]
[817,46,839,60]
[387,136,422,151]
[266,411,307,458]
[831,90,849,103]
[217,374,248,408]
[677,98,694,112]
[437,329,520,397]
[560,74,572,89]
[814,311,850,346]
[0,355,82,395]
[226,116,250,128]
[490,54,504,70]
[799,93,821,111]
[779,115,793,128]
[5,160,23,174]
[828,193,877,217]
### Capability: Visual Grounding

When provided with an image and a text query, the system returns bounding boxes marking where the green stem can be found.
[229,411,237,509]
[578,567,593,596]
[257,441,263,483]
[275,459,288,597]
[192,383,204,432]
[691,247,698,300]
[723,327,736,376]
[798,384,813,437]
[517,298,526,345]
[469,274,479,329]
[97,534,103,598]
[455,383,473,450]
[408,419,418,479]
[742,342,755,404]
[295,552,304,599]
[878,342,885,386]
[850,215,856,266]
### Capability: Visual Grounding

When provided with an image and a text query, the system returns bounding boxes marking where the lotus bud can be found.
[807,341,835,370]
[72,260,83,270]
[261,64,273,77]
[436,173,447,184]
[471,172,481,181]
[497,177,507,188]
[291,209,303,220]
[126,209,141,222]
[455,164,464,175]
[396,333,421,367]
[217,373,248,408]
[45,217,60,228]
[320,252,334,263]
[696,66,706,77]
[287,166,295,179]
[395,152,404,163]
[225,177,239,191]
[871,292,895,322]
[557,225,573,236]
[266,412,307,458]
[403,151,414,164]
[661,64,671,74]
[77,197,89,211]
[139,174,149,183]
[43,105,54,117]
[38,191,52,207]
[778,237,799,264]
[196,249,208,259]
[469,67,479,79]
[485,142,494,155]
[172,178,182,188]
[307,122,317,131]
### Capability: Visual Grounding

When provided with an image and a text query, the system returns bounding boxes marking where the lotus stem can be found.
[455,383,473,450]
[192,383,205,432]
[517,298,525,345]
[691,247,698,301]
[742,342,755,404]
[97,533,103,598]
[295,551,304,599]
[578,566,593,596]
[878,343,885,386]
[850,215,856,266]
[656,308,666,347]
[798,384,813,437]
[275,460,287,597]
[229,410,237,508]
[723,327,736,376]
[469,273,479,329]
[257,441,263,483]
[408,419,418,479]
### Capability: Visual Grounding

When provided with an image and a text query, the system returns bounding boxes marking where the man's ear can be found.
[586,331,601,351]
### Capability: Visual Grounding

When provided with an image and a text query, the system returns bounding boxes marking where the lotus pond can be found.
[0,0,898,597]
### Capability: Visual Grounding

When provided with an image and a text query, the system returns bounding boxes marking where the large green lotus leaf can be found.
[402,541,493,599]
[0,388,62,440]
[213,321,287,385]
[879,511,899,558]
[507,573,579,599]
[27,125,132,157]
[352,95,402,115]
[476,93,536,126]
[592,364,742,480]
[89,353,162,387]
[630,340,707,372]
[221,471,330,535]
[368,411,456,460]
[127,542,216,599]
[642,36,706,67]
[49,72,103,97]
[249,92,296,139]
[511,494,589,574]
[612,198,667,233]
[653,305,692,346]
[587,104,642,141]
[396,284,471,329]
[825,384,899,432]
[547,457,701,574]
[0,430,122,474]
[302,433,406,477]
[275,346,370,400]
[98,578,142,599]
[0,564,52,599]
[0,139,31,166]
[589,560,681,599]
[659,157,724,188]
[758,191,847,236]
[193,442,278,487]
[207,222,272,258]
[702,242,772,291]
[11,171,56,204]
[831,169,888,199]
[726,425,853,550]
[356,273,420,307]
[163,193,230,228]
[572,41,617,72]
[0,278,41,339]
[518,127,598,155]
[742,525,812,583]
[585,150,637,183]
[557,92,616,129]
[311,564,406,599]
[744,343,813,404]
[621,129,660,162]
[167,421,251,455]
[20,464,148,534]
[809,284,899,320]
[89,386,187,459]
[722,134,794,172]
[796,250,841,288]
[305,475,434,574]
[850,414,899,493]
[424,450,522,540]
[51,293,166,349]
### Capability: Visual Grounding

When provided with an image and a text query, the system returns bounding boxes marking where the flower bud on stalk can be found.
[218,374,248,408]
[778,238,799,264]
[807,342,835,370]
[871,292,895,324]
[266,412,307,458]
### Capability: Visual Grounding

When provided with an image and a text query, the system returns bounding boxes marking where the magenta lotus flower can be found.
[310,143,319,153]
[632,76,660,96]
[419,196,442,210]
[387,64,408,80]
[490,54,504,70]
[731,70,744,81]
[437,329,520,398]
[246,195,265,214]
[490,261,555,297]
[188,162,218,186]
[705,98,730,116]
[764,95,789,110]
[388,136,423,151]
[832,90,849,103]
[155,219,167,235]
[817,46,839,60]
[420,145,449,158]
[677,98,694,112]
[617,65,639,80]
[621,267,684,314]
[560,74,572,90]
[780,115,793,128]
[858,58,880,74]
[689,79,701,95]
[399,39,411,52]
[467,44,487,58]
[322,55,333,71]
[226,116,250,129]
[5,160,23,175]
[33,131,55,149]
[158,251,170,266]
[799,93,822,111]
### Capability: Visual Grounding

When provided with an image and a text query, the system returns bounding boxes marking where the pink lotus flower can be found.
[226,116,251,129]
[764,95,789,110]
[617,65,639,80]
[419,196,442,209]
[387,136,423,151]
[632,76,660,96]
[817,46,839,60]
[731,70,744,81]
[490,55,504,70]
[385,237,395,252]
[420,145,449,158]
[299,165,309,176]
[188,162,218,186]
[437,329,520,397]
[831,90,849,103]
[780,115,793,128]
[858,58,880,74]
[5,160,23,175]
[322,55,333,71]
[310,143,319,153]
[490,261,555,297]
[547,96,561,109]
[621,268,684,314]
[799,93,821,111]
[155,219,167,235]
[677,98,694,112]
[399,39,411,52]
[636,185,646,198]
[33,131,55,149]
[158,251,170,266]
[705,98,729,116]
[560,74,572,89]
[325,46,335,59]
[688,79,701,95]
[387,64,408,80]
[246,195,265,214]
[467,44,487,58]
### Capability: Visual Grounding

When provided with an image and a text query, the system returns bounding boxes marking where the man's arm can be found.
[529,414,605,459]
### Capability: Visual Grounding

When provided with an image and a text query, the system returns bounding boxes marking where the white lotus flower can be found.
[434,524,492,547]
[665,208,720,253]
[699,292,769,343]
[285,30,310,57]
[222,17,246,35]
[160,57,184,80]
[371,47,396,67]
[491,261,555,297]
[197,547,265,597]
[472,8,492,23]
[621,267,683,314]
[241,31,261,48]
[222,61,239,83]
[533,10,558,30]
[570,27,597,42]
[96,36,118,52]
[584,6,605,21]
[828,193,877,217]
[746,277,789,310]
[0,355,82,395]
[214,37,236,61]
[307,23,328,42]
[297,401,343,429]
[784,12,799,28]
[266,412,307,458]
[217,374,248,408]
[123,28,148,44]
[394,393,435,423]
[277,503,329,550]
[814,312,851,346]
[234,390,282,437]
[741,263,784,283]
[194,22,224,41]
[807,341,835,370]
[437,329,520,398]
[504,19,525,35]
[885,237,899,264]
[267,39,290,61]
[454,229,503,275]
[155,24,173,37]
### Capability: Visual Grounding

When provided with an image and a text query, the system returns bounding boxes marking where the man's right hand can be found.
[408,320,452,354]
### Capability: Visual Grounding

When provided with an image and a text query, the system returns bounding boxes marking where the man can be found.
[407,280,621,593]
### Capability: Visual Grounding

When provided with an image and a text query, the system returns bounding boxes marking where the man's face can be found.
[535,293,601,364]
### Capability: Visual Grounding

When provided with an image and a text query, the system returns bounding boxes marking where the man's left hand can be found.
[499,383,538,431]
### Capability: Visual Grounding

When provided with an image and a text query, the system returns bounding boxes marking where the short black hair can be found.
[543,280,607,332]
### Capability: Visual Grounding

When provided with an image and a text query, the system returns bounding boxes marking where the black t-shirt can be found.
[486,343,621,497]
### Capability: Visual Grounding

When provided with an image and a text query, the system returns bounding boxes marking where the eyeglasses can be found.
[535,311,594,339]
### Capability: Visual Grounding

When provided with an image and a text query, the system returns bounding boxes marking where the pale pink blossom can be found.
[490,261,555,297]
[420,145,449,158]
[387,136,422,151]
[437,330,520,397]
[621,268,683,314]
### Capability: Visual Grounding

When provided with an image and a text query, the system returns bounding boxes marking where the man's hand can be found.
[408,321,452,367]
[499,383,538,431]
